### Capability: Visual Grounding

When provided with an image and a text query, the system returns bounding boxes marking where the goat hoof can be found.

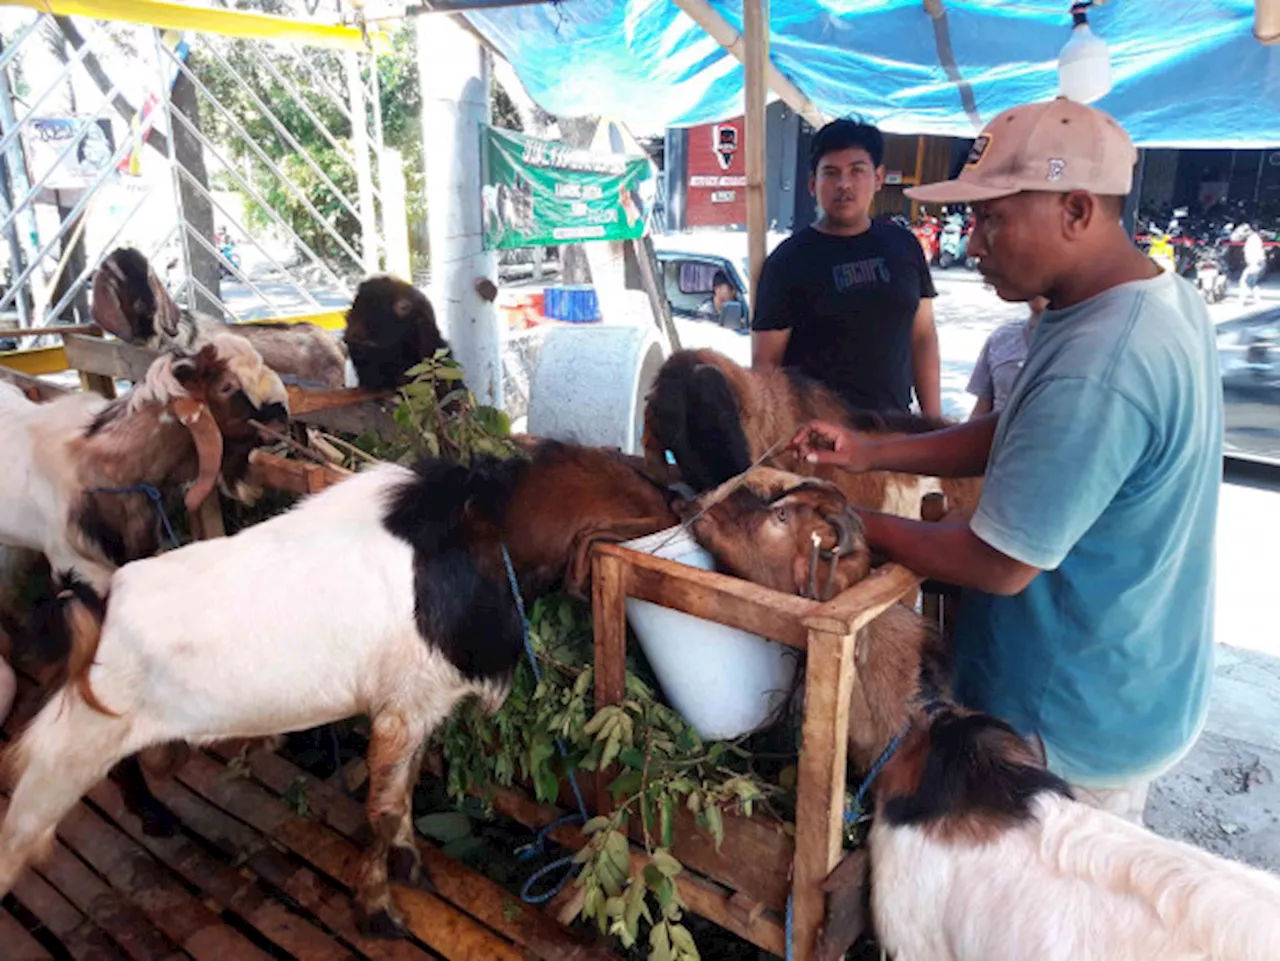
[139,805,180,838]
[387,845,421,886]
[357,907,409,940]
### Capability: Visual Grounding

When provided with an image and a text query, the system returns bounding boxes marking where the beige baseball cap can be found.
[905,97,1137,204]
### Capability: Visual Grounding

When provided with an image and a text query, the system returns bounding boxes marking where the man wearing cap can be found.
[792,99,1222,823]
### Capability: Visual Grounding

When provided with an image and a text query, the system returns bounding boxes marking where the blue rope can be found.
[848,727,908,824]
[500,544,592,905]
[784,726,909,961]
[88,483,181,550]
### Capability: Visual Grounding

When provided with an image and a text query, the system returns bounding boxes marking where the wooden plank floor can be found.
[1,707,615,960]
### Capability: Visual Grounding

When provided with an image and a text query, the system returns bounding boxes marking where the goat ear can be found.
[171,355,199,385]
[148,267,181,337]
[169,396,224,513]
[90,262,136,339]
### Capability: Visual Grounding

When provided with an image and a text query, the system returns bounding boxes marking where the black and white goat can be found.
[93,247,348,389]
[848,634,1280,960]
[0,442,677,934]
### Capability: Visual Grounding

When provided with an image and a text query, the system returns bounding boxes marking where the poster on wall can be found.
[481,126,651,251]
[686,116,747,228]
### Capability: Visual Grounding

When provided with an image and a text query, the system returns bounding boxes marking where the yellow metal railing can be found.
[0,311,349,375]
[3,0,372,51]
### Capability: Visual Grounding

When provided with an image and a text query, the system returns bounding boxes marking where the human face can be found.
[967,193,1063,303]
[809,147,883,231]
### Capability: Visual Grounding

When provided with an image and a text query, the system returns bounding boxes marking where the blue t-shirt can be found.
[953,272,1222,787]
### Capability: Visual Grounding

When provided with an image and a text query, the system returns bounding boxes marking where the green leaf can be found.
[643,863,664,889]
[655,877,675,909]
[619,747,647,770]
[501,900,523,922]
[651,848,682,879]
[650,921,673,961]
[670,923,698,956]
[660,796,674,849]
[582,815,612,835]
[705,805,724,851]
[413,811,473,844]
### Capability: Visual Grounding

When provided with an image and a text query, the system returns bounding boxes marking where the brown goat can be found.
[643,349,981,518]
[344,275,451,390]
[93,247,348,389]
[686,469,872,600]
[502,438,678,597]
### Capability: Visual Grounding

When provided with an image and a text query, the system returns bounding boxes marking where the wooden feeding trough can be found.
[587,545,922,960]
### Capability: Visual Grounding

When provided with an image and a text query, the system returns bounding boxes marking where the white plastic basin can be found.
[620,525,799,741]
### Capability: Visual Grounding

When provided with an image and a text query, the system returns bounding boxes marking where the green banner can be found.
[481,125,651,251]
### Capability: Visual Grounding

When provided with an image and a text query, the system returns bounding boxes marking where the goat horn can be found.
[170,396,224,513]
[822,507,862,557]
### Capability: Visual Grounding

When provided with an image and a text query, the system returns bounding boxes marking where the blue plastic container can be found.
[543,285,600,323]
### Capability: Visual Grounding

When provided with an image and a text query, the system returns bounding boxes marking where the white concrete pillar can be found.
[416,16,502,407]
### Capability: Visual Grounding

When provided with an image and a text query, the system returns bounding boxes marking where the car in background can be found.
[1216,306,1280,463]
[653,231,789,335]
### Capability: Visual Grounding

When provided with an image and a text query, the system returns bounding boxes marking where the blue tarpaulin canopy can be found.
[465,1,1280,147]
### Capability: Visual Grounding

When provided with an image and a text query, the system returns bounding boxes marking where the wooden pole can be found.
[591,550,629,815]
[791,627,856,961]
[743,0,769,299]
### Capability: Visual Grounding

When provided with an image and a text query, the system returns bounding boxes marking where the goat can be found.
[343,275,451,390]
[686,469,872,601]
[0,439,675,934]
[93,247,348,389]
[644,349,982,519]
[850,626,1280,959]
[689,477,1280,959]
[0,335,288,593]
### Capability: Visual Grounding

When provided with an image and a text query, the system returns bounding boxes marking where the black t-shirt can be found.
[752,222,936,412]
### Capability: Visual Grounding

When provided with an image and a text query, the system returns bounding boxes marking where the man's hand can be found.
[788,420,875,472]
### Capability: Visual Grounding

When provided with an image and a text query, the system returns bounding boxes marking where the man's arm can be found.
[792,413,998,478]
[968,395,994,420]
[911,298,942,418]
[752,329,791,369]
[857,511,1040,595]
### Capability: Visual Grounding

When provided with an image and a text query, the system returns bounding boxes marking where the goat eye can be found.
[218,381,236,397]
[773,506,788,524]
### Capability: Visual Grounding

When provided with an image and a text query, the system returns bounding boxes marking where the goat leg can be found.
[113,754,179,838]
[355,710,430,938]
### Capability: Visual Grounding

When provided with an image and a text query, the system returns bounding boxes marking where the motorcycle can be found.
[214,230,241,279]
[938,209,970,269]
[911,212,941,266]
[1194,244,1229,304]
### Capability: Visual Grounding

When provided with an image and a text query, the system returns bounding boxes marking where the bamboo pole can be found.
[743,0,769,300]
[671,0,824,130]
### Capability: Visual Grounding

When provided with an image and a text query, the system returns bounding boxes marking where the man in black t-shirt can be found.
[752,119,941,416]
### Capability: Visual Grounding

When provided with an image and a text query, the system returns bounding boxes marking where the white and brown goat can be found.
[93,247,348,389]
[690,477,1280,961]
[0,334,288,594]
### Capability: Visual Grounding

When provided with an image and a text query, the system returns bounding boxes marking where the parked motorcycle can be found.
[911,212,941,266]
[1194,244,1229,304]
[938,209,971,269]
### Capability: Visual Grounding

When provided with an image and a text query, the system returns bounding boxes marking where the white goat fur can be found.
[0,334,281,592]
[0,463,507,914]
[871,789,1280,960]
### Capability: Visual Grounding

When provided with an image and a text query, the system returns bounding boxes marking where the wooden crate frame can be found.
[590,544,921,959]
